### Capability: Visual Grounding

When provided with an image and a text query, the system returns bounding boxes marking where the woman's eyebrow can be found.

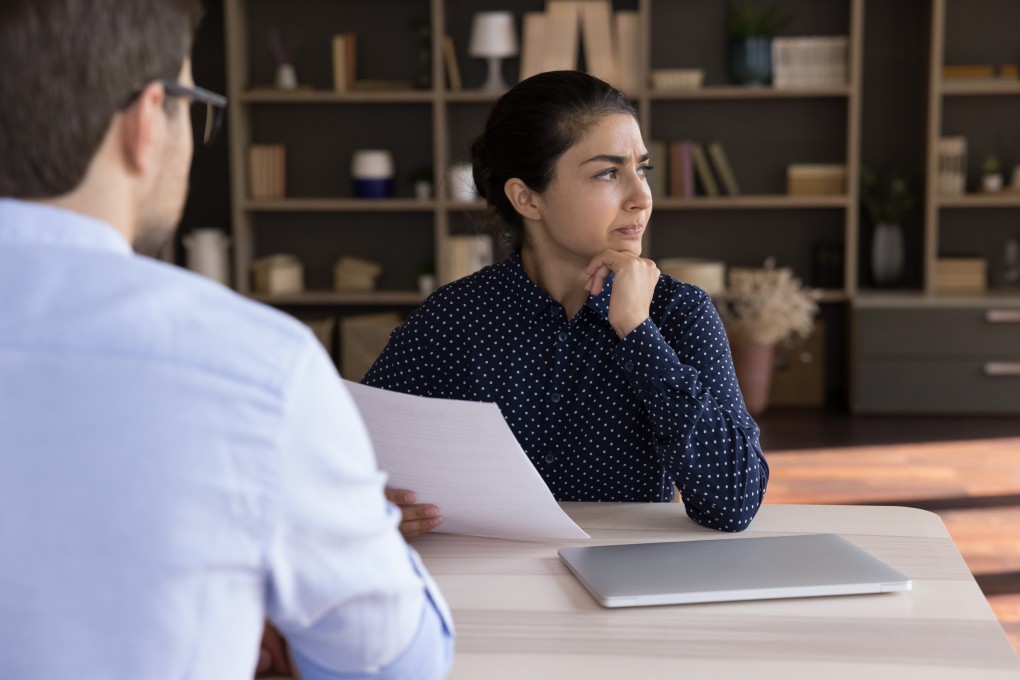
[579,152,651,166]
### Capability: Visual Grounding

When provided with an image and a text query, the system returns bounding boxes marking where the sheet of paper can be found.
[344,381,589,540]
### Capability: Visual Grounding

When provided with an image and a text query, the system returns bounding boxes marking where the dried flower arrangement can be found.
[718,258,819,346]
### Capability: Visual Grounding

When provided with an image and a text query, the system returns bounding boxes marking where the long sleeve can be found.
[613,294,769,532]
[269,334,454,678]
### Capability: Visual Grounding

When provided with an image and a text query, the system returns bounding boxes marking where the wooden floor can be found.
[757,410,1020,658]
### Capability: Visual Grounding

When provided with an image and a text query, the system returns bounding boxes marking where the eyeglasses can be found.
[121,80,228,148]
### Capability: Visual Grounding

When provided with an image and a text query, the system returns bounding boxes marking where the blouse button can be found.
[624,360,635,372]
[558,331,568,342]
[550,392,562,403]
[544,454,556,464]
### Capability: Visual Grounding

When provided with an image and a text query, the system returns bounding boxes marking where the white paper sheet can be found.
[344,381,589,540]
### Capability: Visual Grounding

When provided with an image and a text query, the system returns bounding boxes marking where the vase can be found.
[871,222,904,287]
[729,340,775,416]
[727,37,773,86]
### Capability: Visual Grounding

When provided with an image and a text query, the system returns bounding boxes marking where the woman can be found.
[364,70,768,537]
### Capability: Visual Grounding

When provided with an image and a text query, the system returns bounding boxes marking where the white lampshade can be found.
[469,12,518,58]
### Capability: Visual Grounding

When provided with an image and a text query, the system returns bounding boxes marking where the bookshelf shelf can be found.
[654,195,852,210]
[243,198,438,212]
[648,85,852,101]
[940,80,1020,96]
[240,89,434,104]
[937,193,1020,208]
[443,90,505,103]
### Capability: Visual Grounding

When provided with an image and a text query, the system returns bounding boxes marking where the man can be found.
[0,1,453,678]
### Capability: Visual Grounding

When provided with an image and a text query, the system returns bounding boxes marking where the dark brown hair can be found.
[0,0,204,198]
[470,70,637,250]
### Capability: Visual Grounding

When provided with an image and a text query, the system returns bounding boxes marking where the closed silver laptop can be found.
[558,533,912,608]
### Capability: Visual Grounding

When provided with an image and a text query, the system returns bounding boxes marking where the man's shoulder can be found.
[138,259,319,391]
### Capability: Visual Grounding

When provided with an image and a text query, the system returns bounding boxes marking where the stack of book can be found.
[249,145,286,199]
[519,1,640,93]
[653,140,740,199]
[772,36,849,89]
[787,164,846,195]
[934,257,987,294]
[938,136,967,196]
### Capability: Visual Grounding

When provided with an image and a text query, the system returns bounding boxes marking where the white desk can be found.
[416,502,1020,679]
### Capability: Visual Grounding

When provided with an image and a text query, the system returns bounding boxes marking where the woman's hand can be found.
[585,249,659,338]
[385,487,442,540]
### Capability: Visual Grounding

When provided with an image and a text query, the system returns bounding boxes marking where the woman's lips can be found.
[614,224,644,238]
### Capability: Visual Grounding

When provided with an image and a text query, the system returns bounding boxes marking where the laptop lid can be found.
[558,533,912,608]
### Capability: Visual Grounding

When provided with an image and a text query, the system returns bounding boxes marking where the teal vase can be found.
[728,37,773,86]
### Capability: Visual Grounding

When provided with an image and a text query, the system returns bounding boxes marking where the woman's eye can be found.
[638,164,654,177]
[596,168,618,180]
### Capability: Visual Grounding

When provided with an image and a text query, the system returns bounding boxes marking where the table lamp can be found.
[469,11,518,91]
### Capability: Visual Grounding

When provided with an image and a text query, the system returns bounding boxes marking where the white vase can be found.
[275,63,298,89]
[871,222,904,287]
[183,228,231,285]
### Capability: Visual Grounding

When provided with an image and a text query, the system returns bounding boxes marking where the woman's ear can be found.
[504,178,542,222]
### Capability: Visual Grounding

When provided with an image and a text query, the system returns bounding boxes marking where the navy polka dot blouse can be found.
[363,252,769,532]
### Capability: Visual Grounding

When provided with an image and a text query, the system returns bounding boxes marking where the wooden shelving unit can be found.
[224,0,865,305]
[923,0,1020,299]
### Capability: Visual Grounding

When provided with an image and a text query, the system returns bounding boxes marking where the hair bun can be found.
[470,135,491,201]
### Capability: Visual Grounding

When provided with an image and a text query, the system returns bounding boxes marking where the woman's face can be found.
[528,113,653,264]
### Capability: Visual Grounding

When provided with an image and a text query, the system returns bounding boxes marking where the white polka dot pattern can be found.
[362,252,769,531]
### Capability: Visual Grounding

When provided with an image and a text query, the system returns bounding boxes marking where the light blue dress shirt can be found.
[0,199,453,679]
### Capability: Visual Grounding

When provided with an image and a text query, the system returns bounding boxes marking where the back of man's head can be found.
[0,0,204,200]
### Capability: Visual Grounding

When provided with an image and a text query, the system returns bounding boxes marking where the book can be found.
[668,141,694,198]
[647,140,667,200]
[519,12,548,81]
[442,35,462,91]
[580,0,617,86]
[249,145,286,199]
[691,143,720,197]
[786,164,847,195]
[345,33,357,90]
[614,11,641,93]
[331,34,348,92]
[707,142,740,196]
[543,0,581,72]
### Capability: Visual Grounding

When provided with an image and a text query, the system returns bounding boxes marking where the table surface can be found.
[415,502,1020,680]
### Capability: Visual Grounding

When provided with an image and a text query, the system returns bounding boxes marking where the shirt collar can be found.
[498,250,612,323]
[0,198,133,256]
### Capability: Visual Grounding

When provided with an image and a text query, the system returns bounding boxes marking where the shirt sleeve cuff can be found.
[291,549,454,680]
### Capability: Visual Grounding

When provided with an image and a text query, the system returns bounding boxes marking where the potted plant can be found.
[861,166,912,287]
[982,154,1003,193]
[718,258,819,415]
[725,2,793,85]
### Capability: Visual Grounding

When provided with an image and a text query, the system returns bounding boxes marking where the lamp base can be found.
[479,56,508,91]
